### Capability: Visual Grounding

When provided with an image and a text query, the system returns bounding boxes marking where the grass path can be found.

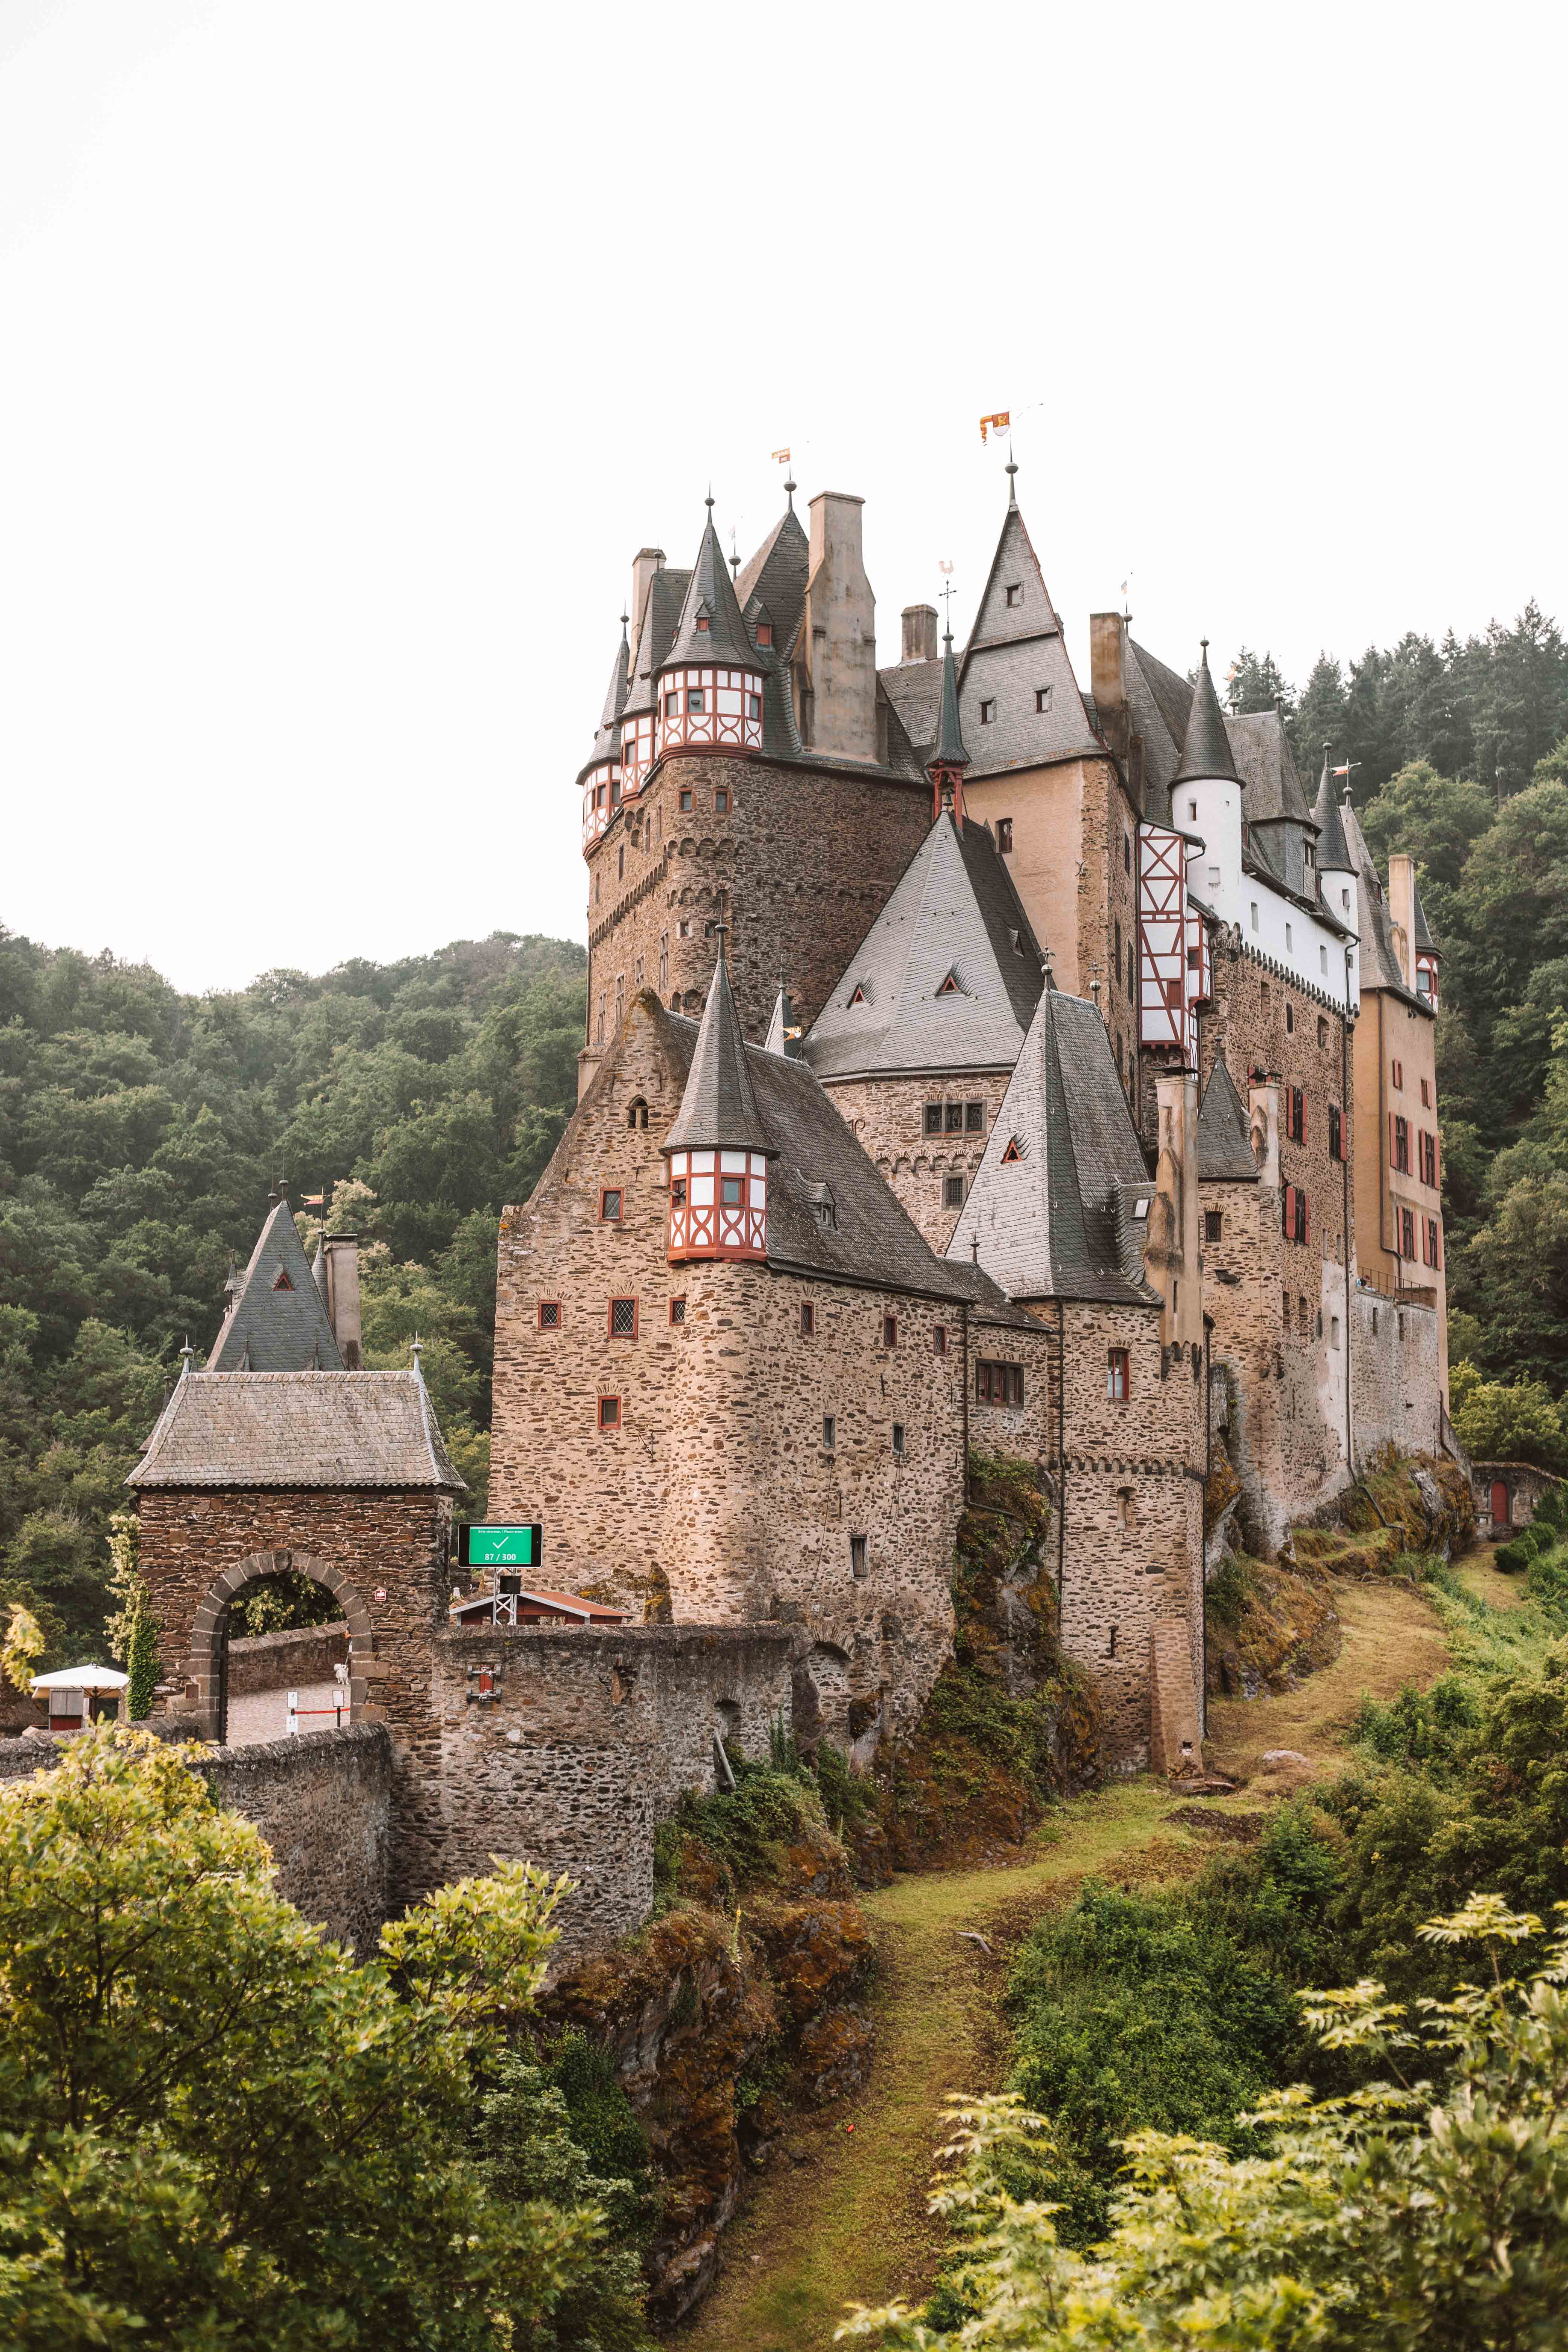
[681,1568,1450,2351]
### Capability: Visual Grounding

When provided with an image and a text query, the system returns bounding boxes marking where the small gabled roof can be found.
[928,631,970,773]
[947,988,1157,1306]
[662,940,773,1157]
[208,1199,344,1373]
[1173,644,1240,787]
[1197,1058,1260,1183]
[620,564,692,721]
[662,506,758,671]
[128,1369,467,1491]
[1229,707,1313,827]
[1413,881,1439,955]
[953,487,1101,775]
[799,812,1045,1082]
[764,985,801,1058]
[1311,747,1354,873]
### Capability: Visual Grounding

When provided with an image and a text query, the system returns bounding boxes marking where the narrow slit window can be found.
[822,1414,836,1450]
[892,1424,905,1456]
[850,1534,868,1579]
[801,1301,815,1337]
[1107,1348,1130,1403]
[882,1313,898,1349]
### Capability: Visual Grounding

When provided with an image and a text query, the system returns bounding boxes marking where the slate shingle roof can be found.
[128,1370,467,1490]
[578,619,631,782]
[950,492,1102,778]
[1174,645,1240,787]
[663,509,759,671]
[1228,707,1313,827]
[1197,1057,1260,1183]
[1414,882,1438,954]
[799,813,1045,1082]
[736,503,809,660]
[662,947,773,1156]
[620,565,692,721]
[947,988,1158,1306]
[929,633,970,772]
[208,1200,344,1373]
[1311,749,1354,873]
[1342,796,1427,1008]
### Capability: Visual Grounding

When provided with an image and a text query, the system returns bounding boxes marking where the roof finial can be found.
[410,1333,423,1371]
[1004,453,1018,506]
[179,1335,195,1377]
[705,485,715,513]
[784,475,796,510]
[1199,637,1210,664]
[729,527,740,579]
[971,1234,979,1265]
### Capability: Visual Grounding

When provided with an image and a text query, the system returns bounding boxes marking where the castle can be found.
[122,464,1453,1950]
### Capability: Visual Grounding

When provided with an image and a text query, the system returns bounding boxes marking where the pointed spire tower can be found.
[655,496,766,762]
[579,612,631,850]
[1311,743,1357,927]
[1168,640,1244,914]
[926,625,971,826]
[663,924,775,1262]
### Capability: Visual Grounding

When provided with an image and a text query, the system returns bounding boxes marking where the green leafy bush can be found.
[1495,1535,1534,1573]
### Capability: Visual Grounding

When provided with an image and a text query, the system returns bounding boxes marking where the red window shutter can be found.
[1302,1191,1309,1246]
[1300,1092,1308,1145]
[1282,1183,1294,1240]
[1389,1112,1395,1167]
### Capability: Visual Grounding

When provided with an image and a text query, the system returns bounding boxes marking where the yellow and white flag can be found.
[771,447,791,464]
[979,411,1011,444]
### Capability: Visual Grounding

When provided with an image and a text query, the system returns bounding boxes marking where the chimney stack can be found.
[628,547,665,637]
[901,604,938,663]
[1387,854,1418,991]
[1090,612,1130,761]
[803,493,877,763]
[320,1234,363,1369]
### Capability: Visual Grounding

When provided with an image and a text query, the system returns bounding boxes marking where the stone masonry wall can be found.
[226,1620,349,1695]
[0,1721,392,1961]
[584,751,930,1056]
[134,1486,455,1913]
[492,992,1055,1742]
[1193,932,1356,1543]
[823,1071,1014,1253]
[429,1624,797,1951]
[1036,1297,1205,1771]
[1350,1287,1442,1465]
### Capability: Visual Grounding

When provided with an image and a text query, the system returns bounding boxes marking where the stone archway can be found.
[186,1549,374,1743]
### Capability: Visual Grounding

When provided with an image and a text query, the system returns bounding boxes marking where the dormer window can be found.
[936,969,963,997]
[272,1269,293,1291]
[1036,685,1052,712]
[756,621,773,647]
[979,699,997,725]
[1000,1136,1025,1164]
[1005,583,1023,607]
[848,984,867,1007]
[695,613,710,633]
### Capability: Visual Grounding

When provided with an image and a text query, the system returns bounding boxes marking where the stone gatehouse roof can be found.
[128,1369,467,1491]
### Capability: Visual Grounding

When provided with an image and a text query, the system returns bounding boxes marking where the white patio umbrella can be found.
[30,1666,129,1692]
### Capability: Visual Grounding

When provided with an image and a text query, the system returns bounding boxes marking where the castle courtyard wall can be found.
[822,1070,1014,1251]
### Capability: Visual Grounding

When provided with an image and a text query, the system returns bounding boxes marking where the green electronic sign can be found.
[459,1522,542,1570]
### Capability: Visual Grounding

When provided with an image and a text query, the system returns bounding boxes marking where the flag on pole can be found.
[302,1193,326,1209]
[978,411,1011,444]
[1331,764,1352,777]
[771,447,790,463]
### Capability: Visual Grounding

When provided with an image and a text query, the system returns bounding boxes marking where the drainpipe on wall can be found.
[1055,1302,1067,1616]
[960,1299,970,1501]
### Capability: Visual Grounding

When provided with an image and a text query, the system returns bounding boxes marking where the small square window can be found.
[1188,799,1198,821]
[801,1301,815,1338]
[965,1100,984,1132]
[1005,583,1022,607]
[669,1295,686,1326]
[609,1297,637,1338]
[1285,1003,1295,1034]
[943,1175,965,1208]
[755,621,773,647]
[822,1414,836,1450]
[850,1533,868,1579]
[714,788,729,814]
[600,1188,622,1221]
[933,1324,948,1355]
[664,692,678,717]
[1035,686,1051,712]
[1204,1210,1222,1244]
[686,688,705,713]
[882,1313,898,1349]
[892,1423,905,1455]
[721,1173,744,1206]
[1421,1077,1431,1106]
[923,1102,943,1137]
[979,698,997,725]
[538,1300,561,1330]
[678,788,693,812]
[996,817,1014,853]
[695,614,710,633]
[598,1395,621,1431]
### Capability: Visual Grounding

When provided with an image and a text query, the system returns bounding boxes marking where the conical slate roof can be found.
[946,989,1155,1305]
[1197,1057,1260,1183]
[736,501,810,657]
[1174,643,1240,786]
[764,985,800,1057]
[620,564,691,721]
[1311,747,1354,873]
[208,1199,345,1372]
[662,940,774,1156]
[928,631,970,773]
[662,506,758,671]
[1413,881,1439,954]
[799,812,1044,1081]
[953,488,1101,775]
[578,619,630,782]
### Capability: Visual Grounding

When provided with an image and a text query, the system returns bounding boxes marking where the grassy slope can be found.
[682,1557,1457,2352]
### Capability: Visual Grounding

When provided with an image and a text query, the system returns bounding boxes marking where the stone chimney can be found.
[1246,1073,1282,1191]
[803,493,877,763]
[901,603,938,663]
[1387,853,1417,990]
[1146,1069,1202,1351]
[1090,611,1130,761]
[319,1234,362,1369]
[629,547,665,635]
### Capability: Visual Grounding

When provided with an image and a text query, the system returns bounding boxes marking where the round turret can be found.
[663,931,774,1264]
[654,502,764,767]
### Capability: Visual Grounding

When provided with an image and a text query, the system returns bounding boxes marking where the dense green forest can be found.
[3,599,1568,1663]
[0,931,585,1662]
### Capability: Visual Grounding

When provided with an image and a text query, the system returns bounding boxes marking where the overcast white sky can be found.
[1,1,1563,994]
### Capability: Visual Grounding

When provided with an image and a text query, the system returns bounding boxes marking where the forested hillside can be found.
[0,931,585,1662]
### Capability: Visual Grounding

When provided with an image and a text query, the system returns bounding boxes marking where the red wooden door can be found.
[1490,1481,1510,1528]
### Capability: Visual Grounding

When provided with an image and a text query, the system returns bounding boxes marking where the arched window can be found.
[628,1098,649,1130]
